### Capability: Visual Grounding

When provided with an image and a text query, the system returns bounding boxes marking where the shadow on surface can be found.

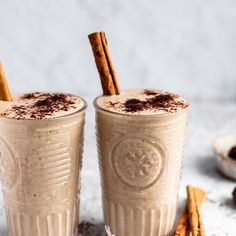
[220,197,236,210]
[194,155,235,182]
[78,221,106,236]
[1,222,106,236]
[0,227,8,236]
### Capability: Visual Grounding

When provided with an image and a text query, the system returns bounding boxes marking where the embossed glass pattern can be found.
[0,104,86,236]
[94,97,188,236]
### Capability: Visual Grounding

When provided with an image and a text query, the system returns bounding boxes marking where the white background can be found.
[0,0,236,101]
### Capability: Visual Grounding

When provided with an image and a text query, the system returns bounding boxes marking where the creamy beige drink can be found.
[0,92,86,236]
[95,89,188,236]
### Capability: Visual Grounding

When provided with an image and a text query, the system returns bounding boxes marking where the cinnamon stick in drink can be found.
[0,63,12,101]
[88,32,120,95]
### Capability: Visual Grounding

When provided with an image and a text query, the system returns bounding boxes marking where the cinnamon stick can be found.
[173,208,190,236]
[0,63,12,101]
[173,187,205,236]
[88,32,120,95]
[187,186,205,236]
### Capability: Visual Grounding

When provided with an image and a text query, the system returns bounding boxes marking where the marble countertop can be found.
[0,101,236,236]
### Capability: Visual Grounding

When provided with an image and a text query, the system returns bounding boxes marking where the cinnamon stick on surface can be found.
[173,208,190,236]
[88,32,120,95]
[0,63,12,101]
[187,186,205,236]
[173,187,205,236]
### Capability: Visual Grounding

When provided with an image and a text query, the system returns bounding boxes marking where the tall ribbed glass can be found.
[94,99,188,236]
[0,105,86,236]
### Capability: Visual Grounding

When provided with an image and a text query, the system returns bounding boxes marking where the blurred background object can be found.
[0,0,236,101]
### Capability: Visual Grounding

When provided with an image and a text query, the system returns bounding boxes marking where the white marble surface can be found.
[0,101,236,236]
[0,0,236,101]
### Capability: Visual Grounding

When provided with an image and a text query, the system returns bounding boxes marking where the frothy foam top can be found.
[96,89,188,115]
[0,92,85,120]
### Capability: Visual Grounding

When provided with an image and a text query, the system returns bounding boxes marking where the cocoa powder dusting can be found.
[124,93,187,113]
[106,91,188,113]
[124,99,144,112]
[143,89,158,96]
[20,92,41,99]
[30,94,75,118]
[2,92,78,119]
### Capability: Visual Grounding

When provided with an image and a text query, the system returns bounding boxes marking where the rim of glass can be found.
[0,97,87,121]
[94,95,189,117]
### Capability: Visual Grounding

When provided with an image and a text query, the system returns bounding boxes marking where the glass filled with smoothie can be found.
[94,89,188,236]
[0,92,86,236]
